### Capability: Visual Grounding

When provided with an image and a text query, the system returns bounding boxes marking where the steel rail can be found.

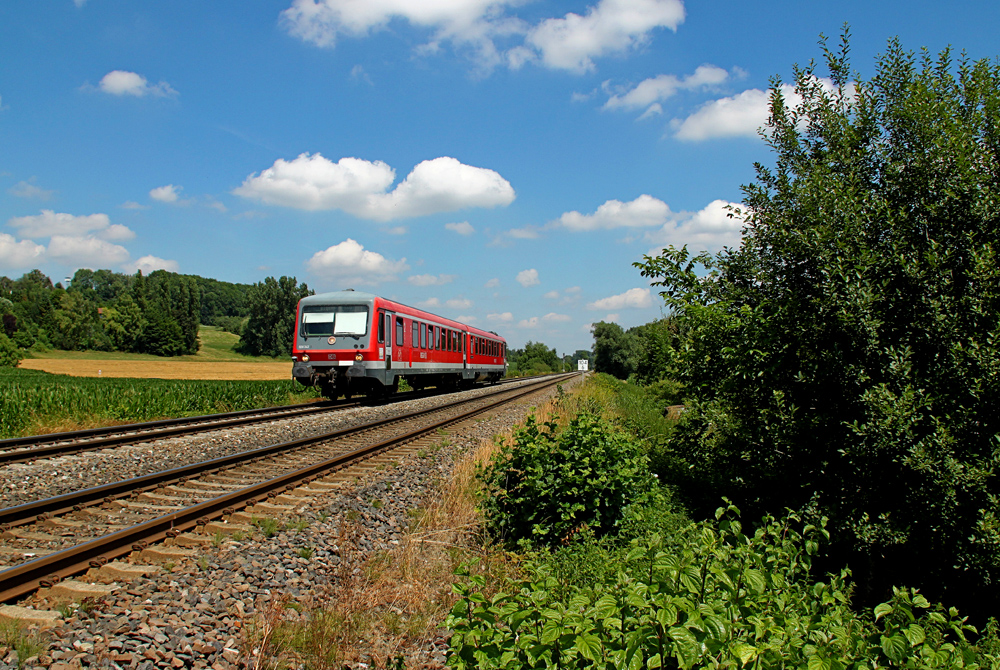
[0,374,570,603]
[0,375,573,530]
[0,376,539,466]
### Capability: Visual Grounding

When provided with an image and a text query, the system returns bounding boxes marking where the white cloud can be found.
[603,64,728,114]
[7,210,134,241]
[47,235,130,267]
[74,0,87,7]
[306,238,409,284]
[0,234,45,270]
[557,194,669,231]
[644,199,744,252]
[543,290,560,299]
[518,316,539,328]
[565,286,581,293]
[484,277,500,288]
[507,225,540,239]
[446,297,473,309]
[516,268,539,287]
[282,0,684,74]
[526,0,685,73]
[150,184,181,203]
[386,226,407,235]
[487,312,513,322]
[8,180,54,200]
[418,297,441,308]
[603,313,620,322]
[543,312,571,322]
[126,255,180,274]
[671,80,850,141]
[456,314,478,323]
[408,273,455,286]
[587,287,652,310]
[98,70,177,98]
[234,154,514,221]
[445,221,475,235]
[121,201,149,210]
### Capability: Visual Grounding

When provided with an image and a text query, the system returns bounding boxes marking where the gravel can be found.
[0,379,548,510]
[1,377,575,670]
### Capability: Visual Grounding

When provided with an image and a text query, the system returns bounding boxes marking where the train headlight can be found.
[302,354,310,362]
[355,353,363,361]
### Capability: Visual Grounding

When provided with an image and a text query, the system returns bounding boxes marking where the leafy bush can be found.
[634,33,1000,611]
[0,333,21,368]
[478,412,654,549]
[449,505,996,669]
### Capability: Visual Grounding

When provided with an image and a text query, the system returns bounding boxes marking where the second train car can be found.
[291,290,507,400]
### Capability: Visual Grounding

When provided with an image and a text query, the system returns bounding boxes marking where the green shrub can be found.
[0,333,22,368]
[448,505,996,669]
[478,412,654,550]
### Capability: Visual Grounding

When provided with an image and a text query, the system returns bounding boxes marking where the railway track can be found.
[0,376,541,467]
[0,374,573,605]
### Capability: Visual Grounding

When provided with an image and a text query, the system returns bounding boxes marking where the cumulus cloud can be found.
[644,199,744,252]
[126,255,180,274]
[518,316,539,328]
[526,0,685,73]
[150,184,182,203]
[487,311,513,322]
[282,0,684,74]
[587,287,652,310]
[305,238,409,285]
[456,314,478,323]
[543,290,560,299]
[234,154,515,221]
[516,268,539,287]
[47,235,130,267]
[603,64,729,116]
[121,201,149,210]
[418,297,442,308]
[543,312,571,322]
[8,179,54,200]
[446,297,473,309]
[484,277,500,288]
[408,273,455,286]
[445,221,475,235]
[98,70,177,98]
[0,234,46,270]
[671,80,850,141]
[557,194,670,231]
[8,210,134,241]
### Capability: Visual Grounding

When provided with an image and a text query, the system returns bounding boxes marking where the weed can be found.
[375,463,386,471]
[78,597,99,617]
[346,510,361,522]
[252,516,280,538]
[55,602,73,619]
[372,499,383,510]
[417,449,427,458]
[298,547,314,560]
[211,531,225,548]
[0,618,45,668]
[285,517,309,532]
[197,556,210,571]
[231,530,245,541]
[163,562,175,571]
[318,511,331,522]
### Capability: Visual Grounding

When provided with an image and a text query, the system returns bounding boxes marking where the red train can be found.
[291,290,507,400]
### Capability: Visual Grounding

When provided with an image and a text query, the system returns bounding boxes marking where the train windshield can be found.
[300,305,369,337]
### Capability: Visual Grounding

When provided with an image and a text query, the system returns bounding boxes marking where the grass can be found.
[0,619,46,668]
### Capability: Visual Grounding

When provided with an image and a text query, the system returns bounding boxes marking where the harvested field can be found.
[18,359,290,381]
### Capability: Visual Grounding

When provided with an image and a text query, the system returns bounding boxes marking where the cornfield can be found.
[0,368,320,439]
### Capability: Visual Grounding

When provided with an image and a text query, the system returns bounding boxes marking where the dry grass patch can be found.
[18,359,290,380]
[245,397,569,668]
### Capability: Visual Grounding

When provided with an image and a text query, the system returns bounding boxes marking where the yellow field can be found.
[18,359,291,381]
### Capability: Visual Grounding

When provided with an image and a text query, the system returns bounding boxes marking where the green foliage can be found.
[508,340,562,375]
[591,319,678,383]
[634,32,1000,609]
[0,333,22,368]
[0,367,319,438]
[448,505,995,669]
[478,412,654,549]
[238,276,313,358]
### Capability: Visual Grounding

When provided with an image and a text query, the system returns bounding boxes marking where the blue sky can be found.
[2,1,998,354]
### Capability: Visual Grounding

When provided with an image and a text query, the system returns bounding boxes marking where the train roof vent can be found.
[343,288,355,291]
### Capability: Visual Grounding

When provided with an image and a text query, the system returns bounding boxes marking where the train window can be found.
[420,323,427,349]
[430,325,436,350]
[395,317,403,347]
[412,322,419,347]
[301,304,369,337]
[377,312,384,343]
[449,330,455,352]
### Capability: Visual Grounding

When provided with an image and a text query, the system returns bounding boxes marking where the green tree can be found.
[237,276,313,358]
[590,321,633,379]
[636,32,1000,611]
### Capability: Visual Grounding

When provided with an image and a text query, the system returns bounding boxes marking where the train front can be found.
[291,290,378,399]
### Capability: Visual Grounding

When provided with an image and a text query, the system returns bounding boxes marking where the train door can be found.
[393,315,407,370]
[381,311,394,369]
